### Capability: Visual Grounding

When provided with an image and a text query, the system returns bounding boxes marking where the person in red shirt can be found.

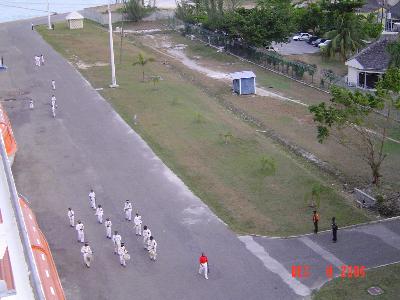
[313,210,320,234]
[198,253,209,279]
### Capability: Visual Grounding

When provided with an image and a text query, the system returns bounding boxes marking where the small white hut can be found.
[66,12,84,30]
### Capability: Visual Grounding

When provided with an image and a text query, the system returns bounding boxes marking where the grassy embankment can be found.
[313,263,400,300]
[37,21,370,236]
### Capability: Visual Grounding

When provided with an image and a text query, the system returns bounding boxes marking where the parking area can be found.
[272,39,320,55]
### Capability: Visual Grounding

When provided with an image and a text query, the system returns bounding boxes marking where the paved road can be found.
[0,18,297,300]
[272,40,320,55]
[1,17,400,300]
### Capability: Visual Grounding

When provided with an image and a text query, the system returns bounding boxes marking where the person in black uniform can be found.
[332,217,338,243]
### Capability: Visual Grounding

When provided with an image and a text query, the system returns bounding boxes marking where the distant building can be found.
[230,71,256,95]
[345,34,399,89]
[66,12,84,30]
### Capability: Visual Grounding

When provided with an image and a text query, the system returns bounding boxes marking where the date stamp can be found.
[291,265,366,279]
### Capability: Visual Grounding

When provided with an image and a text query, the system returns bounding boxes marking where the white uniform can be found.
[112,233,122,254]
[95,207,104,224]
[118,245,128,266]
[147,239,157,261]
[199,262,208,279]
[51,96,56,107]
[81,245,93,267]
[76,223,85,243]
[143,228,151,249]
[89,191,96,209]
[105,220,112,238]
[67,209,75,227]
[34,56,40,66]
[124,202,132,221]
[51,80,56,90]
[134,215,142,235]
[29,100,34,110]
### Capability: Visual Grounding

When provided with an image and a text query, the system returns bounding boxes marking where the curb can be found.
[245,215,400,240]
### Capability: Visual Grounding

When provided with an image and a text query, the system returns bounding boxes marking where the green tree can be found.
[259,155,276,176]
[323,12,365,60]
[293,3,325,35]
[132,52,155,82]
[123,0,153,22]
[387,39,400,68]
[309,68,400,185]
[361,13,383,39]
[222,1,295,47]
[304,183,327,208]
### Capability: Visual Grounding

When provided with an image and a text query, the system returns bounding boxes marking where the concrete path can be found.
[240,218,400,293]
[1,16,400,300]
[0,17,296,300]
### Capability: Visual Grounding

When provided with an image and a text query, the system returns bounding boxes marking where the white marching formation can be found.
[67,189,158,268]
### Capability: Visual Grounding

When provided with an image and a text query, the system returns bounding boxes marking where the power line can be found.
[2,1,109,5]
[0,3,49,12]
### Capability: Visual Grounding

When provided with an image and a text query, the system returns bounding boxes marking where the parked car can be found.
[318,40,331,48]
[314,38,327,47]
[307,36,319,44]
[293,33,312,41]
[265,45,277,52]
[312,38,325,46]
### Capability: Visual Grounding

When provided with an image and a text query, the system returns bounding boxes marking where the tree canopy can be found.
[309,68,400,185]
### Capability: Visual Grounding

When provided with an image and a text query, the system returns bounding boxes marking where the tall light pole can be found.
[108,0,118,87]
[47,0,51,29]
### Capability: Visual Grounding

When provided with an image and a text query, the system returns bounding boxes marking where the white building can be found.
[66,12,84,30]
[345,34,398,89]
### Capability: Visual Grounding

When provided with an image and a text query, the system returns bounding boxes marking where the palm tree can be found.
[132,52,154,82]
[323,13,365,61]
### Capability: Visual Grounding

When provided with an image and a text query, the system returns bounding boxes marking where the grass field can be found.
[313,264,400,300]
[37,21,370,236]
[143,31,400,190]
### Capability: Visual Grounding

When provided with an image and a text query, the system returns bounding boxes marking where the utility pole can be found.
[108,0,118,87]
[47,0,51,29]
[119,0,126,64]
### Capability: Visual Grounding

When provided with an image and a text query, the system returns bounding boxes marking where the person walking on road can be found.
[31,23,34,30]
[198,253,209,280]
[34,55,40,67]
[51,95,56,106]
[40,54,44,65]
[89,189,96,210]
[105,217,112,239]
[332,217,338,243]
[118,242,129,267]
[147,236,157,261]
[124,200,132,221]
[312,210,320,234]
[143,225,151,249]
[29,99,34,110]
[67,207,75,227]
[112,231,122,254]
[76,220,85,243]
[51,79,56,90]
[134,213,142,236]
[81,242,93,268]
[95,205,104,224]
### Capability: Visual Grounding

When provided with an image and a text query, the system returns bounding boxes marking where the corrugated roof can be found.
[66,11,84,20]
[230,71,256,80]
[347,34,399,70]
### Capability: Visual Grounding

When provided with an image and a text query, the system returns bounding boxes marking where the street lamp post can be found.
[108,1,118,88]
[47,0,51,29]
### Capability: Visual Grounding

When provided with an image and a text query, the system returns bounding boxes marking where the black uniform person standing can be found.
[332,217,338,243]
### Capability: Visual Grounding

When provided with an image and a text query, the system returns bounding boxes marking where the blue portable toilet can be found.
[230,71,256,95]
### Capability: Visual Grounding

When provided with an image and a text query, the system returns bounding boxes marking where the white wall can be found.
[347,66,359,87]
[0,155,35,299]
